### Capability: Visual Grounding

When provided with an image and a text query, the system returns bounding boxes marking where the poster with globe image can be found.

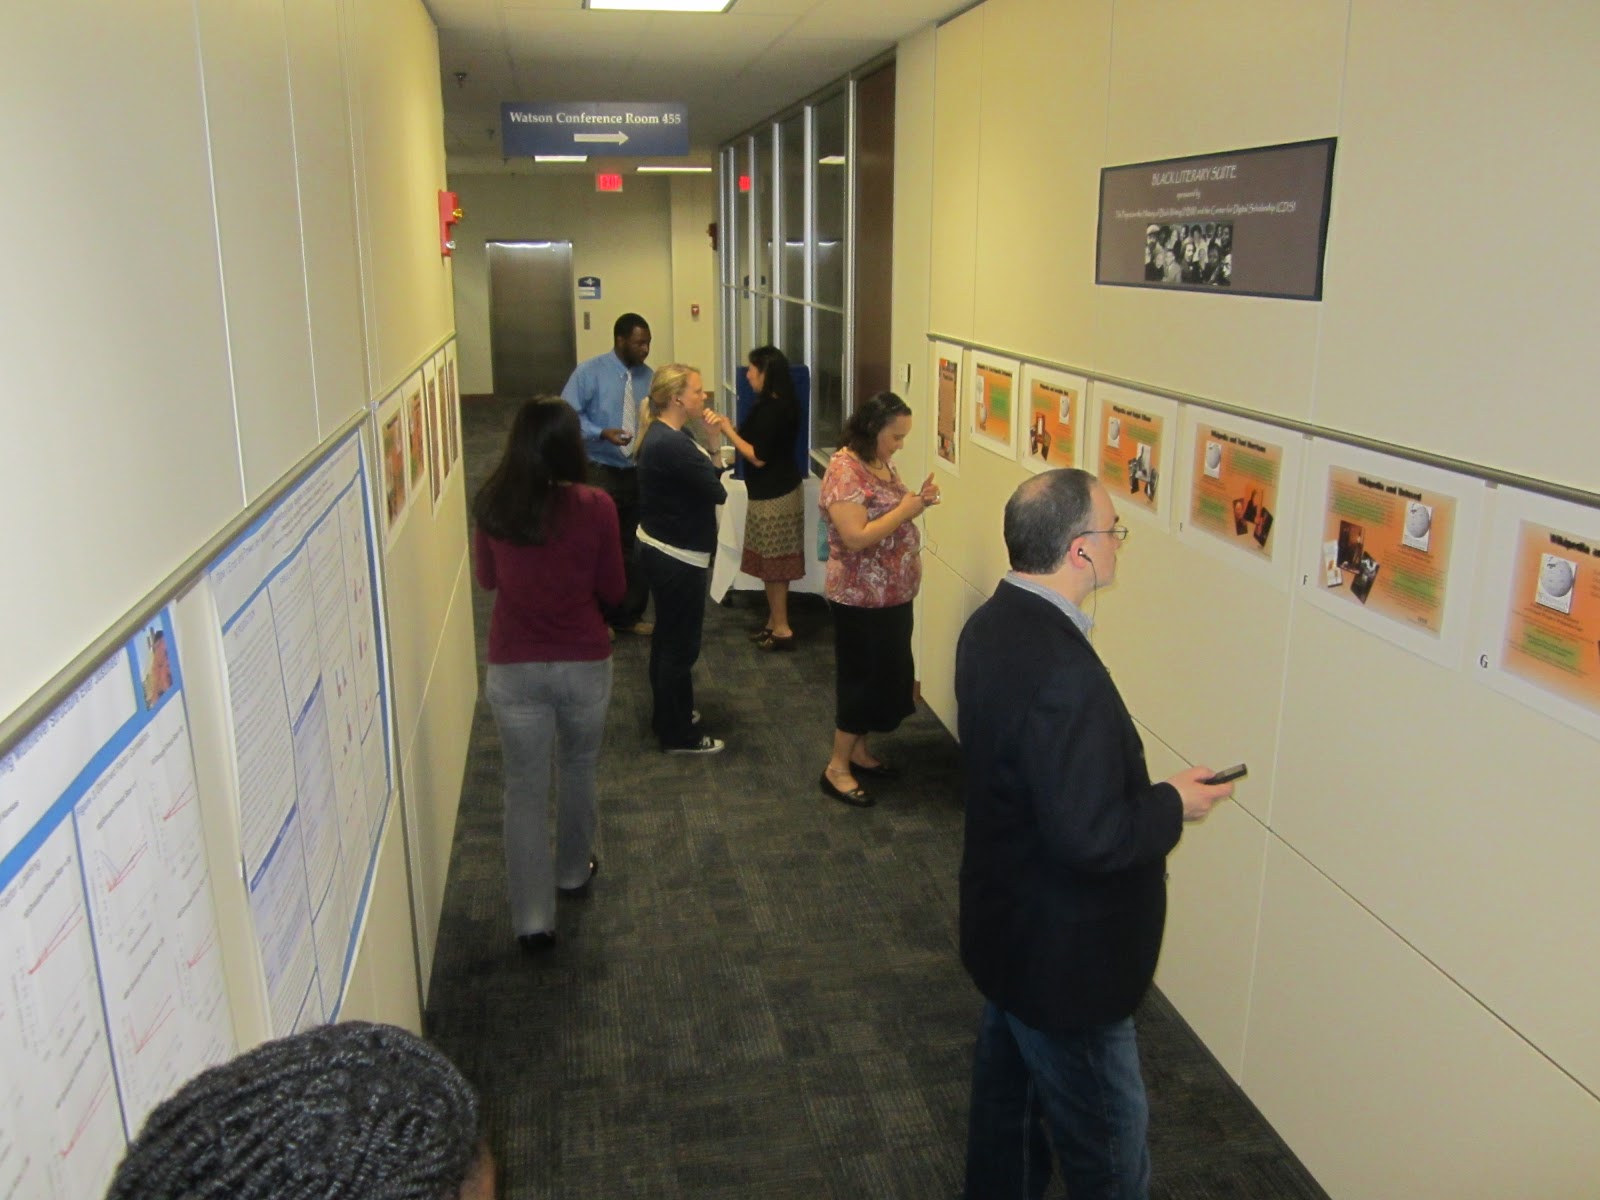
[1474,487,1600,741]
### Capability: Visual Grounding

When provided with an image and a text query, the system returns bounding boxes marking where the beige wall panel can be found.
[341,814,423,1032]
[0,3,241,718]
[1274,602,1600,1094]
[1092,528,1291,827]
[1093,0,1346,416]
[927,7,984,340]
[446,174,677,395]
[670,176,721,396]
[398,557,479,991]
[915,552,989,732]
[920,434,1022,604]
[1093,289,1322,421]
[350,0,455,394]
[1246,841,1600,1199]
[195,0,321,499]
[1312,2,1600,490]
[970,0,1110,364]
[285,0,371,431]
[1143,730,1264,1080]
[1103,0,1348,167]
[892,27,938,418]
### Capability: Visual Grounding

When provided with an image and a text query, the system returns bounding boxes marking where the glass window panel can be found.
[753,127,774,293]
[734,141,751,289]
[777,300,805,369]
[813,91,847,309]
[812,305,844,452]
[734,291,752,378]
[719,149,735,287]
[779,113,806,299]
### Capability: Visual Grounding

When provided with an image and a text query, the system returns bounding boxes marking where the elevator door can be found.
[487,241,576,397]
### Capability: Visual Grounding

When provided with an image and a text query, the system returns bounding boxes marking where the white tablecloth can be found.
[710,477,828,603]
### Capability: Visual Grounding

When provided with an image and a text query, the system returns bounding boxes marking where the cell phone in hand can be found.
[1204,763,1247,785]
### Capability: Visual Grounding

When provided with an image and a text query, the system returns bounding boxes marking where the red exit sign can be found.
[596,173,624,192]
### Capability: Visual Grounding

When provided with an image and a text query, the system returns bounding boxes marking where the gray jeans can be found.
[485,658,613,936]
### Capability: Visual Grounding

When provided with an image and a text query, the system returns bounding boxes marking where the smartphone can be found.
[1204,763,1247,785]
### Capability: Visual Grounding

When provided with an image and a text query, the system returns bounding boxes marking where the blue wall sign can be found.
[502,102,689,158]
[578,276,601,300]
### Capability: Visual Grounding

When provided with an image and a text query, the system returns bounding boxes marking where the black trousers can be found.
[590,462,649,627]
[640,545,707,749]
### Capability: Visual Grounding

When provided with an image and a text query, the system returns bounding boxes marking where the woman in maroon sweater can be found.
[473,398,626,953]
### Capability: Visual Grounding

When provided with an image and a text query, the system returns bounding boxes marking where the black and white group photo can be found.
[1144,221,1232,287]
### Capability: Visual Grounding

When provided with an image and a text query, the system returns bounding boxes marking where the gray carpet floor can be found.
[427,395,1327,1199]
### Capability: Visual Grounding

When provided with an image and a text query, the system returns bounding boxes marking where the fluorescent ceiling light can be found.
[586,0,735,11]
[817,155,847,166]
[534,155,588,163]
[636,165,712,173]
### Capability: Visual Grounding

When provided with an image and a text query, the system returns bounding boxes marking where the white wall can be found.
[895,1,1600,1195]
[1,0,474,1054]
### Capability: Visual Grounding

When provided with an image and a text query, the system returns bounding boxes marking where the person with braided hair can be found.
[105,1020,494,1199]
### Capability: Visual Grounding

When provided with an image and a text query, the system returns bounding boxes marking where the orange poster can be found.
[1317,466,1455,635]
[381,410,406,527]
[1188,425,1284,560]
[1021,372,1078,471]
[406,386,426,494]
[1499,521,1600,715]
[934,346,960,471]
[970,357,1016,456]
[1098,401,1163,513]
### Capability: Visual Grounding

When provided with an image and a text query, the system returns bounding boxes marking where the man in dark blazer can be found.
[956,469,1233,1200]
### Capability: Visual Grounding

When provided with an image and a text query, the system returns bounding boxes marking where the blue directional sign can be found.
[501,102,689,158]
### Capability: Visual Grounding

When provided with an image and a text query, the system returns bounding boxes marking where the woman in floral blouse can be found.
[817,392,941,806]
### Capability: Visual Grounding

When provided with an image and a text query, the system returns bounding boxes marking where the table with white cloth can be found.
[710,477,828,603]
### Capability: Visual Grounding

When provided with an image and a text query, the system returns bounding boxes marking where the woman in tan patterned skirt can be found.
[702,345,804,650]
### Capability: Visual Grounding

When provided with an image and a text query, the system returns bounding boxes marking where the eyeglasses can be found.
[1082,525,1129,541]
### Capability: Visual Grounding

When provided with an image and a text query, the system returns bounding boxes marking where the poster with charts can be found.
[207,427,390,1034]
[931,340,962,476]
[1091,383,1177,530]
[0,611,234,1197]
[967,353,1018,460]
[1300,440,1483,668]
[1017,364,1084,475]
[1473,487,1600,741]
[1176,407,1303,589]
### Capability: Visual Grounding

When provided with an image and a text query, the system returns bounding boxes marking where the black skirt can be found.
[831,601,915,735]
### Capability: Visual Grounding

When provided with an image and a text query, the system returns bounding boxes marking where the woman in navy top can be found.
[635,363,729,754]
[473,398,625,953]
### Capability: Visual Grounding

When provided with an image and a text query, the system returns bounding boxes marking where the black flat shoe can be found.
[558,858,599,897]
[747,625,774,641]
[518,931,557,955]
[849,760,900,781]
[754,631,795,652]
[819,770,873,807]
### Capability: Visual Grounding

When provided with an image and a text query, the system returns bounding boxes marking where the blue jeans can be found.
[963,1002,1151,1200]
[639,545,707,748]
[485,658,612,937]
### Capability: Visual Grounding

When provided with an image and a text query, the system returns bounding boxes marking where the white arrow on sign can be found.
[574,131,629,145]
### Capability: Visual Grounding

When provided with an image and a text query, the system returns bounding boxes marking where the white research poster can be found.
[206,428,391,1034]
[0,611,234,1198]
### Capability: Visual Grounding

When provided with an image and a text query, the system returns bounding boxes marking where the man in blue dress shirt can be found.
[561,312,656,634]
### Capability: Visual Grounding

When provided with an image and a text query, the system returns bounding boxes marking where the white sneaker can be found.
[691,709,701,726]
[666,735,724,755]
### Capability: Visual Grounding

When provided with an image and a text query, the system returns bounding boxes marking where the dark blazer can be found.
[956,580,1182,1034]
